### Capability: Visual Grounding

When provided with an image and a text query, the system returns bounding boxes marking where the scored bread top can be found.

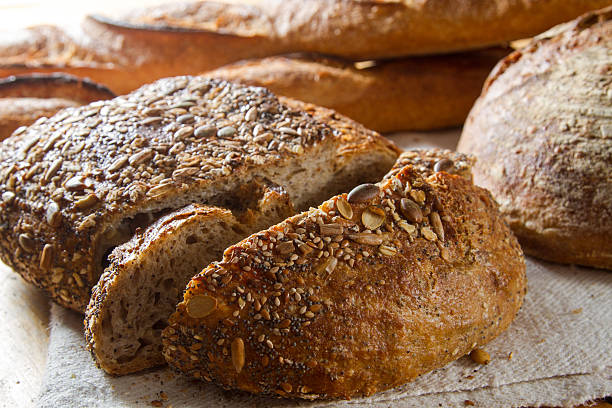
[0,76,399,311]
[117,0,610,57]
[162,150,526,399]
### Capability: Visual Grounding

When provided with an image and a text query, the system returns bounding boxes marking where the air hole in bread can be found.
[185,234,199,245]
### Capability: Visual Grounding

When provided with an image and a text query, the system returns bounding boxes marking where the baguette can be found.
[162,149,527,399]
[85,178,294,375]
[1,0,608,94]
[203,50,509,133]
[0,73,115,140]
[458,6,612,270]
[0,76,400,311]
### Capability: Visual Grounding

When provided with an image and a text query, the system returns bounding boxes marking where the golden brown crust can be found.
[0,1,607,94]
[0,74,115,140]
[122,0,609,57]
[203,50,509,132]
[162,150,526,399]
[0,76,399,312]
[458,7,612,270]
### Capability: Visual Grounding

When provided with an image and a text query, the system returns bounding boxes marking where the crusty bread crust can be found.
[162,150,526,399]
[458,7,612,270]
[0,73,115,140]
[203,50,509,132]
[0,76,399,312]
[0,0,607,94]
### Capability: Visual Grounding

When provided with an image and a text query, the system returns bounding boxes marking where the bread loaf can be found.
[458,6,612,270]
[0,73,115,140]
[1,0,607,94]
[0,76,400,311]
[162,149,527,399]
[203,50,509,132]
[85,179,294,375]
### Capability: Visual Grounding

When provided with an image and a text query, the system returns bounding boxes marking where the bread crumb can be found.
[572,308,583,314]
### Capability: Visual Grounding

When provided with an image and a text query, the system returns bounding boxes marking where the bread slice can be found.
[203,50,509,133]
[85,178,294,375]
[458,6,612,270]
[0,76,400,311]
[1,1,608,94]
[162,149,527,399]
[0,73,115,140]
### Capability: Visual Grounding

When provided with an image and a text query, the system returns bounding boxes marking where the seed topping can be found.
[347,183,379,203]
[186,295,217,318]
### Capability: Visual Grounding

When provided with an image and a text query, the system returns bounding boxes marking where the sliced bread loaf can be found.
[0,76,399,311]
[162,149,526,399]
[85,178,294,375]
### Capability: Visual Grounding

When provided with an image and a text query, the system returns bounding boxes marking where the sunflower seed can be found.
[379,244,397,256]
[174,126,194,140]
[421,226,437,241]
[18,233,34,252]
[40,244,53,269]
[347,233,383,246]
[217,126,236,138]
[74,193,98,210]
[177,113,195,124]
[430,212,444,241]
[129,149,154,166]
[107,156,128,172]
[245,107,258,121]
[46,202,61,226]
[194,125,217,138]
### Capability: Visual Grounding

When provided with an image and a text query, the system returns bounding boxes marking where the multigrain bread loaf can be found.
[203,50,509,133]
[85,179,294,375]
[162,149,527,399]
[458,6,612,270]
[0,73,115,140]
[1,0,608,94]
[0,76,400,312]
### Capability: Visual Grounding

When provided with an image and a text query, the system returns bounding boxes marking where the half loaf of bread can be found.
[162,149,527,399]
[0,76,400,311]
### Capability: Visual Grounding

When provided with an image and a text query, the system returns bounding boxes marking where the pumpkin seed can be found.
[400,198,423,223]
[347,183,379,203]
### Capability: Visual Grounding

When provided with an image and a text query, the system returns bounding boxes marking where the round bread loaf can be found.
[458,7,612,270]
